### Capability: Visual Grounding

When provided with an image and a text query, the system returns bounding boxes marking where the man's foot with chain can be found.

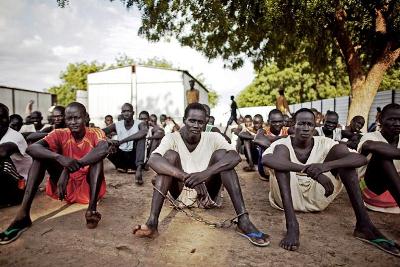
[237,213,270,246]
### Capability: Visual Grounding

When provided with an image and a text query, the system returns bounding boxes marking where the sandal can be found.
[0,226,30,245]
[355,237,400,257]
[236,229,271,247]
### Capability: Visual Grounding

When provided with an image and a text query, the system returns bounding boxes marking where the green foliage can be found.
[109,54,174,69]
[381,66,400,91]
[237,59,350,107]
[48,61,105,106]
[207,90,219,108]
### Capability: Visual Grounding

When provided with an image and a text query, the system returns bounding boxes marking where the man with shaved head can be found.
[262,108,399,256]
[0,102,109,245]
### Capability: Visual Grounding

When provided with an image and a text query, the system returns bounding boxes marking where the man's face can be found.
[139,113,150,126]
[65,106,86,134]
[269,113,284,134]
[104,116,113,126]
[52,109,65,128]
[380,108,400,136]
[184,109,206,136]
[30,112,42,125]
[350,118,365,132]
[9,118,22,131]
[323,114,338,132]
[208,117,215,125]
[294,112,315,141]
[253,117,263,130]
[0,107,9,131]
[189,80,195,88]
[121,104,134,121]
[149,115,157,127]
[244,117,253,128]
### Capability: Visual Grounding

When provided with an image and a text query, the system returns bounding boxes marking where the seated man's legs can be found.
[0,158,25,207]
[133,150,183,237]
[85,160,105,229]
[256,146,269,180]
[242,140,258,171]
[364,154,400,208]
[134,138,146,184]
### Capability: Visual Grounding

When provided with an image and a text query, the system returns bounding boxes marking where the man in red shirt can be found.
[0,102,109,245]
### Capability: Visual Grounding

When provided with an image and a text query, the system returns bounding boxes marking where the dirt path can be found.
[0,159,399,266]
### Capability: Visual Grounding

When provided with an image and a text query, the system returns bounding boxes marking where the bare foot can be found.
[85,210,101,229]
[280,223,299,251]
[132,224,158,238]
[135,169,143,185]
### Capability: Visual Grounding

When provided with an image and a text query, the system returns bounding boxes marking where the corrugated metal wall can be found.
[334,96,349,126]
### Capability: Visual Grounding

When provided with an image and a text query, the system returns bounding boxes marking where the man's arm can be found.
[148,153,188,182]
[253,129,271,148]
[185,150,241,188]
[26,132,49,143]
[78,140,109,166]
[262,144,305,172]
[211,127,231,143]
[0,142,19,158]
[118,122,148,144]
[360,140,400,159]
[147,127,165,140]
[238,131,255,140]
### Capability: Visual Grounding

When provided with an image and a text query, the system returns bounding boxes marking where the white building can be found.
[87,65,209,126]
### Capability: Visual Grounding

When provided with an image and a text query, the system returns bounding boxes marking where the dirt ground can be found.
[0,159,399,267]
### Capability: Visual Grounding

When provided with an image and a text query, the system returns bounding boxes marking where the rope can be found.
[152,185,248,228]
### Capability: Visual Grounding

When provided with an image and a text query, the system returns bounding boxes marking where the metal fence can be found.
[289,89,399,126]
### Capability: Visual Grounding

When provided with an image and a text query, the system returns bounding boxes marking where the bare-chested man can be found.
[262,108,399,256]
[0,102,109,245]
[133,103,270,247]
[357,103,400,216]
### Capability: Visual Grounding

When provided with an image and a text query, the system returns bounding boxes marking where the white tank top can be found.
[115,120,139,151]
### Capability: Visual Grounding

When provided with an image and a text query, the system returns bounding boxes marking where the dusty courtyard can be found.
[0,159,399,267]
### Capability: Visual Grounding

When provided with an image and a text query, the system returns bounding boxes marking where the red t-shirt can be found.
[43,128,107,204]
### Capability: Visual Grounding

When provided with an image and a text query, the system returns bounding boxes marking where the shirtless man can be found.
[104,103,148,184]
[133,103,270,247]
[223,96,239,135]
[0,102,109,245]
[357,103,400,216]
[186,79,200,104]
[262,108,398,256]
[276,89,291,116]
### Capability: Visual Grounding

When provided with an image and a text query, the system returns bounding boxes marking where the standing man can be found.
[0,102,109,245]
[262,108,399,256]
[186,79,200,104]
[224,95,239,135]
[104,103,148,184]
[133,103,270,247]
[276,89,291,116]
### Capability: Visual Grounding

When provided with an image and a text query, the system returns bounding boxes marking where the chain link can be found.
[152,185,247,228]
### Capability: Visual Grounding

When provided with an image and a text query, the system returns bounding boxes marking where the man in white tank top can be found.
[103,103,148,185]
[315,110,342,141]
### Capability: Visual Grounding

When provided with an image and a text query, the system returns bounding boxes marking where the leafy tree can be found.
[48,61,105,106]
[237,59,350,107]
[58,0,399,124]
[109,54,174,69]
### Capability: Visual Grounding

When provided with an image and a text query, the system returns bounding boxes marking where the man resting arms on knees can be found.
[133,103,270,247]
[357,103,400,215]
[0,102,109,245]
[262,108,399,256]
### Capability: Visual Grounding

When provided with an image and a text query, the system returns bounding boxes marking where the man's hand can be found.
[304,163,328,178]
[194,183,208,198]
[57,168,69,200]
[184,171,211,188]
[56,155,81,173]
[315,174,334,197]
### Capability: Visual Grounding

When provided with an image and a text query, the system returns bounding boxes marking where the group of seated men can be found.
[0,101,399,257]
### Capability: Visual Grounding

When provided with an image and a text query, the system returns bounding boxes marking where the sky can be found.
[0,0,256,122]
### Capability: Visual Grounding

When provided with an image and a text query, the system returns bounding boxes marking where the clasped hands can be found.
[302,163,334,197]
[55,155,83,200]
[181,170,212,197]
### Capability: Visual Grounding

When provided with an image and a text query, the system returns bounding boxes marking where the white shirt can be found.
[316,127,342,141]
[0,128,32,180]
[115,120,139,151]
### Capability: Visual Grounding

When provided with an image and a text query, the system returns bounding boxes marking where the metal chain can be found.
[152,185,247,228]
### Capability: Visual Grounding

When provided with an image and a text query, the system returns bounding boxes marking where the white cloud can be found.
[22,35,42,47]
[52,45,82,57]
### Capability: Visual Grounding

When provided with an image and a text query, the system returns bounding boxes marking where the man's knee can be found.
[210,149,227,163]
[163,150,180,164]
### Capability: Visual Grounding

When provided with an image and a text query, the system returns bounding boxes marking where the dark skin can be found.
[9,117,23,132]
[263,111,390,252]
[254,113,286,148]
[321,114,339,139]
[29,112,44,132]
[0,107,19,159]
[133,109,269,245]
[342,117,365,149]
[3,105,108,232]
[239,116,263,170]
[27,109,66,143]
[361,108,400,208]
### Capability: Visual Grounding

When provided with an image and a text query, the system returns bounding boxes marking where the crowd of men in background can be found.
[0,96,399,256]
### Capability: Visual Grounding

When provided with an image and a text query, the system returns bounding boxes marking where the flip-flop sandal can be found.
[132,225,158,238]
[127,169,136,174]
[236,230,270,247]
[85,211,102,229]
[355,237,400,257]
[0,226,29,245]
